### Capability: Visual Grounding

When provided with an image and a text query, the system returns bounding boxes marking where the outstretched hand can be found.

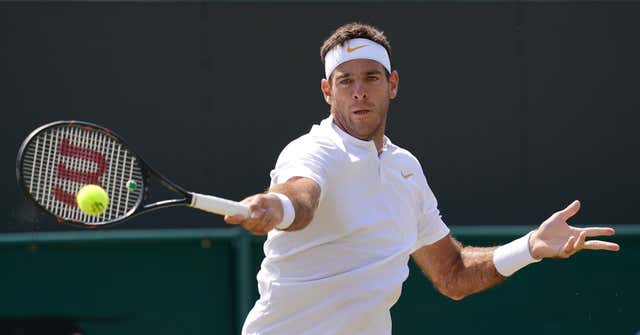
[224,193,284,235]
[529,200,620,259]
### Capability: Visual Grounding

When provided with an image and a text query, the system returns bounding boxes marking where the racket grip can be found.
[190,192,249,217]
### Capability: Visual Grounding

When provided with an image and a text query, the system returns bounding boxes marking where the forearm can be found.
[442,240,505,300]
[414,236,506,301]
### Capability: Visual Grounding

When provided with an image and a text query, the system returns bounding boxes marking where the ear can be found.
[388,70,399,99]
[321,78,332,105]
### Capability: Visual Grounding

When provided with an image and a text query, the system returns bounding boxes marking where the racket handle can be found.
[190,192,249,217]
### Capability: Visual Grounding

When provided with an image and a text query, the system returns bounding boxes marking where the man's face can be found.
[321,59,399,141]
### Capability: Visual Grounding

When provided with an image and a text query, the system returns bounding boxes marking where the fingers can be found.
[224,214,245,225]
[558,230,620,258]
[573,230,587,250]
[582,227,616,237]
[558,233,580,258]
[578,227,620,251]
[224,196,254,225]
[242,206,279,235]
[223,194,283,235]
[555,200,581,221]
[583,240,620,252]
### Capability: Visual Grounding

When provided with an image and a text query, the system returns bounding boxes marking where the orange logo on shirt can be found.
[401,171,414,179]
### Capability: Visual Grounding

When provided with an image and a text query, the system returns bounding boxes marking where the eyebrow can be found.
[334,73,352,81]
[366,70,383,76]
[334,69,383,81]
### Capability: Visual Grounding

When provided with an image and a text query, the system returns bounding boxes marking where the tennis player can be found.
[225,22,620,335]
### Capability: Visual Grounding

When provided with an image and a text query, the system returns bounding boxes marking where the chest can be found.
[327,152,422,242]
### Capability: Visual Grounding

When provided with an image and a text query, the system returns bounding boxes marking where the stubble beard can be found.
[330,102,388,142]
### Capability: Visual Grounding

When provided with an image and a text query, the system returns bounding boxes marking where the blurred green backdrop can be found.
[1,226,636,334]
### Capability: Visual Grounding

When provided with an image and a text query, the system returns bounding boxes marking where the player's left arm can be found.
[411,234,502,301]
[411,200,620,301]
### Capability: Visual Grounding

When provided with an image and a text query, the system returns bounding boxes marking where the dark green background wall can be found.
[2,2,639,232]
[1,227,636,334]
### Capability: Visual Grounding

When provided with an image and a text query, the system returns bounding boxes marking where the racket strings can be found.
[21,125,144,225]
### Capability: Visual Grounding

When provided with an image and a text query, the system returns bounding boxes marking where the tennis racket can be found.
[16,120,249,228]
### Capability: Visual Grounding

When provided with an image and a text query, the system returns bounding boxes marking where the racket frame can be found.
[16,120,194,228]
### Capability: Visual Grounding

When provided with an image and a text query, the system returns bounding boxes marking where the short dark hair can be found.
[320,22,392,65]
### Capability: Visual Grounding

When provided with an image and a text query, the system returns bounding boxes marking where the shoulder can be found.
[270,125,343,192]
[275,126,345,170]
[291,131,339,151]
[279,125,342,159]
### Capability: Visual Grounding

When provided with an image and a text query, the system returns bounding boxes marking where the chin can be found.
[353,129,376,140]
[354,134,374,141]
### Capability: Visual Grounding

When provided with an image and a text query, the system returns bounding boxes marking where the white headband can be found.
[324,38,391,79]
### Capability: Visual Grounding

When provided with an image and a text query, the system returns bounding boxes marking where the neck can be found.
[330,117,386,153]
[373,135,385,154]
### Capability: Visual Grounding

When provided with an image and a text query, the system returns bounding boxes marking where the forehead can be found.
[332,59,386,76]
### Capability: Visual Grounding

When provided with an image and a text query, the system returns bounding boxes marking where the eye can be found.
[367,76,380,81]
[339,78,353,85]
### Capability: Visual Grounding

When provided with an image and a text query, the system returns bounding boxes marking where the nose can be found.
[352,82,368,101]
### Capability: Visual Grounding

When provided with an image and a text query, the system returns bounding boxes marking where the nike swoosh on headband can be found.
[347,45,367,53]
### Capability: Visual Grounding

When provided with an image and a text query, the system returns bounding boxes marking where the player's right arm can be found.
[223,177,321,235]
[224,133,333,235]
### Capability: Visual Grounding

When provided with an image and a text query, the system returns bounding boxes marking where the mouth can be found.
[353,109,371,115]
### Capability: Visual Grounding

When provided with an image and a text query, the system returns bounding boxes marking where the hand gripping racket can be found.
[16,121,249,228]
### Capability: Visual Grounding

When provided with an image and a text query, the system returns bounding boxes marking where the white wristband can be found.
[493,231,542,277]
[269,192,295,230]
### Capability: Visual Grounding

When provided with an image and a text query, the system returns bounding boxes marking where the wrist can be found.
[493,231,542,277]
[268,192,295,230]
[529,229,543,259]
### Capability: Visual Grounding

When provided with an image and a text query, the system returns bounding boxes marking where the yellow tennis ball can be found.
[76,184,109,216]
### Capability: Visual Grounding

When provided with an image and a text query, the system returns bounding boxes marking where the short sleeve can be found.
[269,135,336,202]
[412,173,450,252]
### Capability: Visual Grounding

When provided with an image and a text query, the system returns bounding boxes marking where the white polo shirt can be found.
[242,115,450,335]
